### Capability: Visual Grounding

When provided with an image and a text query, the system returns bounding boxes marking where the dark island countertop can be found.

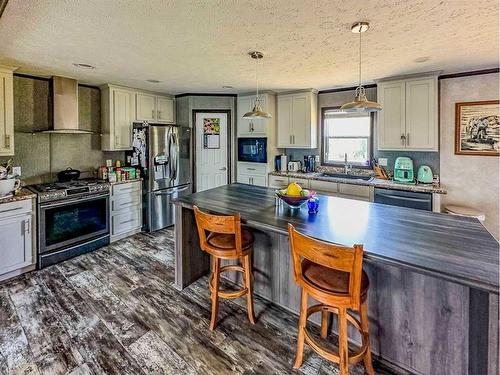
[173,183,499,294]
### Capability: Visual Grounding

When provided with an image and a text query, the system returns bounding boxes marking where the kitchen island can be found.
[173,183,499,375]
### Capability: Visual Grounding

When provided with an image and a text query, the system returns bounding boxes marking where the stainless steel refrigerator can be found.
[128,123,192,231]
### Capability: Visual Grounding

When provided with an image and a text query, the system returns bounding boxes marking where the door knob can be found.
[220,167,227,171]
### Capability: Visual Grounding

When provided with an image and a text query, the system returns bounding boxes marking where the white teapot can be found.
[0,177,21,197]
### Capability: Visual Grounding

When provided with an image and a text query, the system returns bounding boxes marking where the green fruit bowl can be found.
[275,189,316,209]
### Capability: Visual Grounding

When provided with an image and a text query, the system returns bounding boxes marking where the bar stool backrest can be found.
[288,223,364,308]
[194,205,243,257]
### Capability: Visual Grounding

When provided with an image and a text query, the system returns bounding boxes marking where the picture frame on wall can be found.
[455,100,500,156]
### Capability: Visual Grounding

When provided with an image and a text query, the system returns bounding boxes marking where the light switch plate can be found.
[12,166,21,176]
[378,158,388,167]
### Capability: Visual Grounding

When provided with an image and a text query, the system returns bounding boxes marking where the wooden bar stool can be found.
[288,224,374,375]
[193,205,256,331]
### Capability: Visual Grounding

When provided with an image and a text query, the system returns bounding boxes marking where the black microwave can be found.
[238,137,267,163]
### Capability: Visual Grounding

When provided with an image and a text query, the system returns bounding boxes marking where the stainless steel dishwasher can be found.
[374,188,432,211]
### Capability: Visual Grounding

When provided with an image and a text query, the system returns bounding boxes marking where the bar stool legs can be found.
[320,309,329,339]
[338,307,348,374]
[243,254,256,324]
[360,300,375,375]
[209,257,221,331]
[293,289,308,369]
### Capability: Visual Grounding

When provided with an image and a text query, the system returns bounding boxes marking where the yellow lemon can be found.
[286,182,302,196]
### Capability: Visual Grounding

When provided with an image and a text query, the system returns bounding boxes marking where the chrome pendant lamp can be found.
[340,22,382,113]
[243,51,272,119]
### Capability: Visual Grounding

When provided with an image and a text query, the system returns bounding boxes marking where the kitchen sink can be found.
[320,172,373,181]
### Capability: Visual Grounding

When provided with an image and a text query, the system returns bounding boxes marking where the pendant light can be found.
[243,51,272,119]
[340,22,382,113]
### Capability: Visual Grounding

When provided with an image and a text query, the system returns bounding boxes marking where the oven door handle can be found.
[40,193,109,208]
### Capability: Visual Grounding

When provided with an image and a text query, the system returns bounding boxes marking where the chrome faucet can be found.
[344,153,352,174]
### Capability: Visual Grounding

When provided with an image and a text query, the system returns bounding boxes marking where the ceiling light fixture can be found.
[146,79,161,83]
[242,51,272,119]
[340,22,382,113]
[73,63,95,70]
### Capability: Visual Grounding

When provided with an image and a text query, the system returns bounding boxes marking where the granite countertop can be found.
[269,170,447,194]
[109,178,142,185]
[0,188,37,204]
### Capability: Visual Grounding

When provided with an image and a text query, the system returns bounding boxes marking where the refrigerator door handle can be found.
[154,185,190,196]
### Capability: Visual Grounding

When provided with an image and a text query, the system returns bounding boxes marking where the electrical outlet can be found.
[12,166,21,176]
[378,158,388,167]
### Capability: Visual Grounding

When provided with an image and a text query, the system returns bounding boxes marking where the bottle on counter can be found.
[115,160,121,168]
[108,171,117,183]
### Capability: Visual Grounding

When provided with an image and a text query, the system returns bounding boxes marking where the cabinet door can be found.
[0,71,14,156]
[377,81,406,150]
[268,175,288,189]
[277,96,292,147]
[405,78,437,151]
[291,94,310,147]
[112,89,134,149]
[237,96,254,136]
[136,93,156,122]
[0,214,32,275]
[157,97,174,123]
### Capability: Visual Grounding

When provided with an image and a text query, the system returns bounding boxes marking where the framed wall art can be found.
[455,100,500,156]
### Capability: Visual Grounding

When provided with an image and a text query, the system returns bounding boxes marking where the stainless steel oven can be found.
[38,193,110,267]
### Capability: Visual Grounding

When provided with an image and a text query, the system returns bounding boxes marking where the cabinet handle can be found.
[115,135,120,146]
[24,219,30,235]
[158,110,161,119]
[5,135,10,149]
[152,109,155,118]
[251,122,254,132]
[401,134,406,146]
[247,168,256,171]
[249,123,252,132]
[406,133,410,146]
[292,135,295,144]
[290,135,292,144]
[120,219,135,225]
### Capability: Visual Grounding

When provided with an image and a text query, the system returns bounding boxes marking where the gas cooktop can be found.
[29,179,110,203]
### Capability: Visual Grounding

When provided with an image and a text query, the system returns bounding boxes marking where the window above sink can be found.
[321,108,372,168]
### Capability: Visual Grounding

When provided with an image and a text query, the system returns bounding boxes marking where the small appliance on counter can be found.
[274,155,282,171]
[288,161,302,172]
[393,157,414,183]
[303,155,316,173]
[280,155,288,172]
[417,165,433,184]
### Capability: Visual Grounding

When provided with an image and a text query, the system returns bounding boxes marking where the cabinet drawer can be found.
[269,175,289,188]
[338,183,371,198]
[238,163,267,175]
[112,209,141,235]
[111,193,141,212]
[112,181,141,196]
[288,177,309,188]
[309,180,338,193]
[237,174,266,187]
[0,199,32,219]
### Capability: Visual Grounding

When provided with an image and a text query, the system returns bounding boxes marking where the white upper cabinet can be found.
[157,97,174,123]
[136,93,174,124]
[136,93,156,122]
[101,85,175,150]
[277,91,317,148]
[101,85,135,151]
[377,74,438,151]
[237,94,272,137]
[0,65,16,156]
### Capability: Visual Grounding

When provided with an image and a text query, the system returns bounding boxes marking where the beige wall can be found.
[439,73,499,239]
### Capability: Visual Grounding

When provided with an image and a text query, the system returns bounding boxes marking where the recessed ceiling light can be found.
[222,85,234,89]
[146,79,161,83]
[414,56,430,63]
[73,63,95,69]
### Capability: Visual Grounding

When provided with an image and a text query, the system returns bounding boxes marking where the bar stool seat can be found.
[207,227,254,251]
[302,259,369,298]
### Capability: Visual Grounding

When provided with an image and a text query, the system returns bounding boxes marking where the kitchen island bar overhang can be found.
[173,183,499,375]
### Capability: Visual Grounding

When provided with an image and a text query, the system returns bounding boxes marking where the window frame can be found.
[320,106,374,169]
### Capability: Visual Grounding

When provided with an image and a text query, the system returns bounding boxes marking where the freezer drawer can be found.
[374,188,432,211]
[148,184,191,231]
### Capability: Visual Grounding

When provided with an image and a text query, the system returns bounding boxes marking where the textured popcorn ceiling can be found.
[0,0,498,94]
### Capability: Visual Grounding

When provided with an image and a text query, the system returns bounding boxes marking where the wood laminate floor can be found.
[0,228,391,375]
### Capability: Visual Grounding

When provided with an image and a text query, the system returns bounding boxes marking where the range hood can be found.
[43,76,91,134]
